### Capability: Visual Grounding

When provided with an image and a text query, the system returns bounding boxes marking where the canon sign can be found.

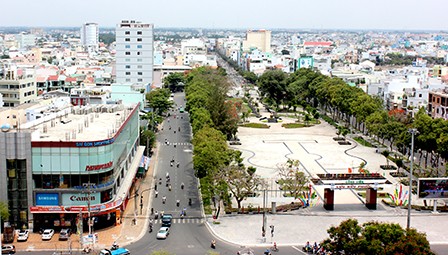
[62,193,100,206]
[70,195,97,202]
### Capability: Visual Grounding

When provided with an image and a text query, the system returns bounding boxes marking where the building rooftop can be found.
[30,103,138,143]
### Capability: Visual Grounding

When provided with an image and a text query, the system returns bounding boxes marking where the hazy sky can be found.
[1,0,446,30]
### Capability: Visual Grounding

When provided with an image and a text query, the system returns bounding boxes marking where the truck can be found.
[3,226,15,243]
[99,248,130,255]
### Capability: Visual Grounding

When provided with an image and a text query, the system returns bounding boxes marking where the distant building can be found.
[428,89,448,119]
[0,63,36,107]
[242,30,271,53]
[80,23,99,51]
[115,20,154,92]
[15,32,36,49]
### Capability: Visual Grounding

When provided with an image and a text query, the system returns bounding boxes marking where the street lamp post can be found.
[407,128,418,230]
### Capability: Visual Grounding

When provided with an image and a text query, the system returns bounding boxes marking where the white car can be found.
[41,229,54,240]
[156,227,170,239]
[17,230,29,242]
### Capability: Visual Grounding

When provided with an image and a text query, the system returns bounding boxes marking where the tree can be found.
[257,70,288,110]
[140,129,156,155]
[276,159,309,199]
[163,72,186,92]
[242,71,258,84]
[220,153,264,209]
[146,88,172,115]
[381,150,390,166]
[322,219,434,255]
[192,126,229,178]
[0,201,9,221]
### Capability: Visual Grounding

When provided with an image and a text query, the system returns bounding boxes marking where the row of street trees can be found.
[257,68,448,176]
[185,67,263,211]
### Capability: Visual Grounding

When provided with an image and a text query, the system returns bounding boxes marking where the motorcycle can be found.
[188,198,192,206]
[111,243,119,250]
[211,240,216,249]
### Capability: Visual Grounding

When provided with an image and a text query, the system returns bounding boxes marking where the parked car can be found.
[156,227,170,239]
[17,230,29,242]
[59,229,71,241]
[41,229,54,240]
[1,245,15,254]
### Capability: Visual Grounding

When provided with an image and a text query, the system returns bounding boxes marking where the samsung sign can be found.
[62,193,100,206]
[36,193,59,206]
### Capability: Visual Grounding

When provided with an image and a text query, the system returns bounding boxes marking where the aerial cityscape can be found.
[1,1,448,255]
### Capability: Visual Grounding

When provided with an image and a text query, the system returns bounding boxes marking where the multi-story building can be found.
[0,63,37,107]
[428,89,448,119]
[0,101,144,231]
[81,23,99,51]
[15,32,36,49]
[242,30,271,53]
[115,20,154,91]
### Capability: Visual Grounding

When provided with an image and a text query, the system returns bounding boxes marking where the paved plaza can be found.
[207,113,448,247]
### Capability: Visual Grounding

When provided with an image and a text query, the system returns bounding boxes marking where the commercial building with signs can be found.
[0,102,145,232]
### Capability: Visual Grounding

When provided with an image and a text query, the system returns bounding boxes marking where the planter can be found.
[380,165,397,170]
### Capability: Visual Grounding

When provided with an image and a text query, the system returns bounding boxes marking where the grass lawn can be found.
[240,123,270,128]
[353,136,374,147]
[282,123,308,128]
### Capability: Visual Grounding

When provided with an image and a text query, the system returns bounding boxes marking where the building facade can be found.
[0,102,144,232]
[81,23,99,51]
[0,63,37,107]
[242,30,271,53]
[115,20,154,91]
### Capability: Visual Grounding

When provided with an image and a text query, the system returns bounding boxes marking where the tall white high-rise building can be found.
[115,20,154,90]
[81,22,99,51]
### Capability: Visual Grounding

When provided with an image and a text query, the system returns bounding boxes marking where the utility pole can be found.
[407,128,418,230]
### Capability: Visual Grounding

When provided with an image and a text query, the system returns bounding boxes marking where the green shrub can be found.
[240,123,270,128]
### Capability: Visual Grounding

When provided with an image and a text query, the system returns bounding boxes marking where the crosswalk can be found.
[153,218,205,224]
[171,142,191,146]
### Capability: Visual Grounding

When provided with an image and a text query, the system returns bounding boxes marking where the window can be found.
[137,45,142,49]
[125,72,131,75]
[125,38,130,42]
[138,78,143,82]
[137,38,142,42]
[137,58,142,62]
[125,31,130,35]
[138,72,143,75]
[125,65,131,69]
[125,58,130,62]
[137,52,141,55]
[125,52,130,55]
[125,45,130,48]
[125,78,131,82]
[137,65,142,68]
[137,31,142,35]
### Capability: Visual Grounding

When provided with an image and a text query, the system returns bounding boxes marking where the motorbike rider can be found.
[181,182,184,189]
[162,196,166,204]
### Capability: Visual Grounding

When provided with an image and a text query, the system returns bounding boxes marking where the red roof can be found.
[48,75,58,81]
[65,77,77,82]
[304,41,332,47]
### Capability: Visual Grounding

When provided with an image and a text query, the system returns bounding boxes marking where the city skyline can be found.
[0,0,447,31]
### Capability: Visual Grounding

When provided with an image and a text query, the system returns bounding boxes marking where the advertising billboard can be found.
[36,193,59,206]
[62,192,100,206]
[418,178,448,199]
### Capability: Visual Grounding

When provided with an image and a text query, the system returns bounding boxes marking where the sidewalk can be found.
[16,145,158,252]
[206,205,448,247]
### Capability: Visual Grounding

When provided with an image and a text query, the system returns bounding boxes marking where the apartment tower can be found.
[115,20,154,91]
[80,22,99,51]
